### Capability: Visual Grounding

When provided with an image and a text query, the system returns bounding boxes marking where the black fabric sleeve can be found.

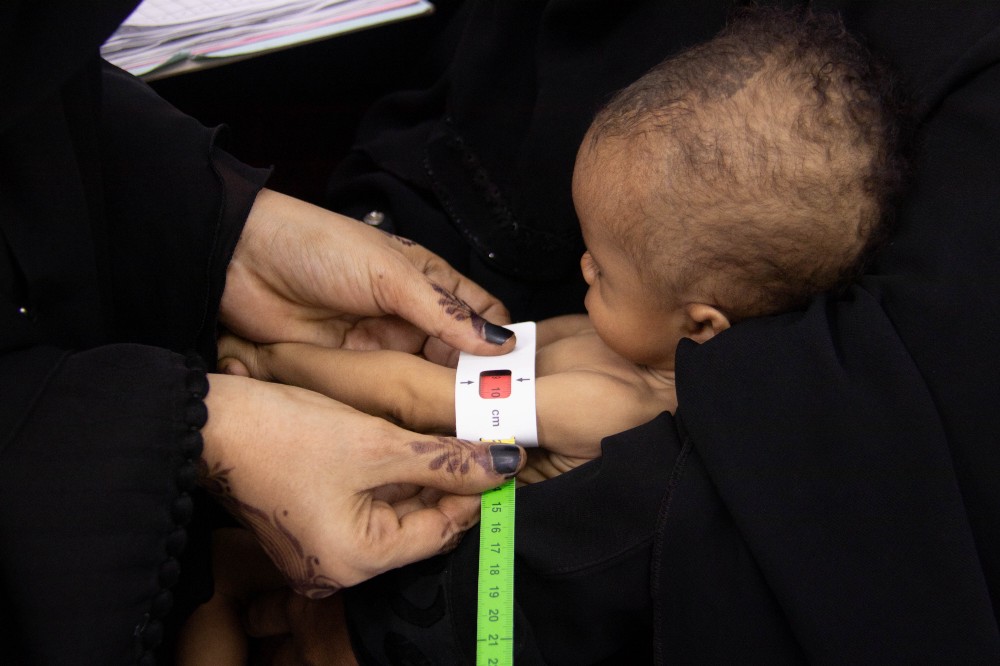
[97,61,271,362]
[662,293,1000,663]
[0,346,207,663]
[0,57,270,663]
[0,60,269,445]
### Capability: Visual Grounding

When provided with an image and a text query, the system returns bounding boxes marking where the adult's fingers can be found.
[347,435,523,571]
[386,486,447,520]
[372,435,525,496]
[373,254,517,358]
[361,493,484,573]
[339,315,426,354]
[427,290,511,365]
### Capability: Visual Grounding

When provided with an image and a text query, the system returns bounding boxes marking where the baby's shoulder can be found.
[537,331,677,418]
[536,327,621,374]
[540,329,670,392]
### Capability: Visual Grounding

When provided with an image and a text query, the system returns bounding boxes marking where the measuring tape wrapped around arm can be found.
[455,321,538,666]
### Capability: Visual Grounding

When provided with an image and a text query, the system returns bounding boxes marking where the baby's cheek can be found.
[586,311,615,350]
[583,288,596,315]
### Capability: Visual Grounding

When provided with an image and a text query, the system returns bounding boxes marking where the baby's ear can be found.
[683,303,731,344]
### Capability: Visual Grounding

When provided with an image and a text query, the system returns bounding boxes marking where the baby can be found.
[181,8,907,660]
[217,7,907,479]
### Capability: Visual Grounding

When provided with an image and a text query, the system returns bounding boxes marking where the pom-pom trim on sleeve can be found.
[132,353,207,663]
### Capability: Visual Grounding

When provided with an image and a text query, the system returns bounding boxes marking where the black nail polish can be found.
[483,322,515,345]
[489,445,522,476]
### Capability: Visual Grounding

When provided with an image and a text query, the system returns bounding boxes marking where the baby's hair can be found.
[588,5,910,320]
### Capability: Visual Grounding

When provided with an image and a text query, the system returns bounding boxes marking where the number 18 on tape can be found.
[455,322,538,666]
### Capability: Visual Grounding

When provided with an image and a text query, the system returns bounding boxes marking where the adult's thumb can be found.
[386,436,525,495]
[388,274,517,358]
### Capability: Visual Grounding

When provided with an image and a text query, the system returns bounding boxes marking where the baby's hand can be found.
[517,448,596,485]
[218,334,272,379]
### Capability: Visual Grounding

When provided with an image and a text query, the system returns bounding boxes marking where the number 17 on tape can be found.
[477,476,515,666]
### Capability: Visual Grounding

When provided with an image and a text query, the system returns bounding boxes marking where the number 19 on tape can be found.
[477,477,515,665]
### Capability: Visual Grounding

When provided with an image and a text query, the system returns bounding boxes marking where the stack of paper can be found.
[102,0,434,77]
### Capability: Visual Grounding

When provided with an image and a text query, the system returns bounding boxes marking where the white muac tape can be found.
[455,321,538,446]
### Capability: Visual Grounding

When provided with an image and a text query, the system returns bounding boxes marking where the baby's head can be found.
[573,6,909,371]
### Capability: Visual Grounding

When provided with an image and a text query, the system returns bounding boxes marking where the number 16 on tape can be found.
[477,476,515,666]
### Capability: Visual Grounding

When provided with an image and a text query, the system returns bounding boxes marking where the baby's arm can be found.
[535,370,668,459]
[218,337,457,434]
[220,319,674,475]
[217,316,594,437]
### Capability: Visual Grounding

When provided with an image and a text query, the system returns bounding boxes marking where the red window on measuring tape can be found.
[479,370,512,399]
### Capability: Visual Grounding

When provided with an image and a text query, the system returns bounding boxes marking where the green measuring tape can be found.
[477,477,516,666]
[456,321,538,666]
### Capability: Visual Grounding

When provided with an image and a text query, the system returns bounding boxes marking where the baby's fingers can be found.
[218,334,267,379]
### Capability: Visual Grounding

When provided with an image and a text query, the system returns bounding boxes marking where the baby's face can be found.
[572,134,688,372]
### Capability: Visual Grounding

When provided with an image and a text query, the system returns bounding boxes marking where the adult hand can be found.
[221,189,514,366]
[201,373,526,598]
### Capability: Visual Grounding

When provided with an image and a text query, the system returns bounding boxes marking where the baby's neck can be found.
[641,364,676,390]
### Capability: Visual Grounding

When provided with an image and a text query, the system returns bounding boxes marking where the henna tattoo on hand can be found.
[431,282,514,345]
[431,283,487,336]
[409,436,494,475]
[198,461,341,599]
[378,228,418,246]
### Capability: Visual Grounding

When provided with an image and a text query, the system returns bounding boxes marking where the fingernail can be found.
[483,322,515,345]
[489,445,523,476]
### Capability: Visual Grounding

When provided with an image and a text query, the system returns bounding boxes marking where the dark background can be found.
[149,2,461,205]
